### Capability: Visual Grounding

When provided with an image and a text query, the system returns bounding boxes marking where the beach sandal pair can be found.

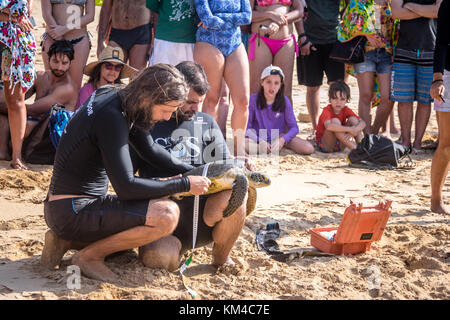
[255,222,283,255]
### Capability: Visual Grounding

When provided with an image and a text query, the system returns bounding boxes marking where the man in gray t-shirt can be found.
[295,0,345,136]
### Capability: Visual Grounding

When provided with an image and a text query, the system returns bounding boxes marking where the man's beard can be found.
[50,69,67,78]
[177,109,196,121]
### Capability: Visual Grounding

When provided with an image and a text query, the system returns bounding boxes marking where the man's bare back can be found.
[111,0,150,30]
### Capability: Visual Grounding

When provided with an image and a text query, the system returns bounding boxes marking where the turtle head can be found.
[248,172,271,188]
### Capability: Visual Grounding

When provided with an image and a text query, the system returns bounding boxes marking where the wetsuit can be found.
[45,87,193,243]
[135,112,231,253]
[195,0,252,57]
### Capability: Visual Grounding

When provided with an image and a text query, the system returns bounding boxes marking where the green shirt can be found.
[304,0,341,45]
[146,0,197,43]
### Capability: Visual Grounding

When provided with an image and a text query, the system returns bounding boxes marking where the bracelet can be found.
[298,33,306,38]
[432,79,444,84]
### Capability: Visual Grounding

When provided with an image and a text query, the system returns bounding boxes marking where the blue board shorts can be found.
[390,48,434,105]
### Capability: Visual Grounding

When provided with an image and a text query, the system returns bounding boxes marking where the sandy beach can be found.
[0,1,448,300]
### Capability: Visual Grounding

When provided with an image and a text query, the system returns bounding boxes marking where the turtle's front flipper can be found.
[246,187,257,216]
[222,174,248,218]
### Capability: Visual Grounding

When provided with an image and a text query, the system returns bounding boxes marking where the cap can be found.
[260,65,285,81]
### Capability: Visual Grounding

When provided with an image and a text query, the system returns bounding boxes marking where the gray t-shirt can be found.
[304,0,340,45]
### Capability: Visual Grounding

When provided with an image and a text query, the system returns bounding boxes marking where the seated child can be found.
[316,81,366,152]
[245,65,314,155]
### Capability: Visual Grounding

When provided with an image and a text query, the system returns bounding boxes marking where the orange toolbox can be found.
[309,200,392,255]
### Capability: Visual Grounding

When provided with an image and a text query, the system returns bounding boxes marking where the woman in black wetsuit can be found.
[40,64,211,282]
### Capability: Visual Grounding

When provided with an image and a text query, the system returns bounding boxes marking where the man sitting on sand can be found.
[135,61,249,271]
[40,65,212,282]
[97,0,152,70]
[315,81,366,153]
[0,40,78,162]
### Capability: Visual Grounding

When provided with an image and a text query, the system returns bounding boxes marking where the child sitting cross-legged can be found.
[245,65,314,155]
[316,81,366,153]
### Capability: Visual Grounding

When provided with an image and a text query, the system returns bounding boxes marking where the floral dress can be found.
[0,0,36,93]
[338,0,398,107]
[338,0,398,53]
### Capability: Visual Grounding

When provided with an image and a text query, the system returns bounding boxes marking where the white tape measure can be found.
[179,162,210,298]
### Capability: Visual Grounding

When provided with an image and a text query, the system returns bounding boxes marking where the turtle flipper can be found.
[222,174,248,218]
[246,187,257,216]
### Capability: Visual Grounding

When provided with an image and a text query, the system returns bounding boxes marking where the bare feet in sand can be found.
[431,201,449,215]
[10,158,28,170]
[71,252,119,282]
[40,230,73,269]
[213,255,235,267]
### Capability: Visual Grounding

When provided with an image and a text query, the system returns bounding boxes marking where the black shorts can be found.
[297,43,345,87]
[109,23,152,52]
[44,195,148,243]
[172,195,213,254]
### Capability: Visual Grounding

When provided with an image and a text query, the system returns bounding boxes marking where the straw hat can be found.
[84,46,138,79]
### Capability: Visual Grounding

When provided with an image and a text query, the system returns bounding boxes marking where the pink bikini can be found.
[249,0,298,60]
[248,33,298,60]
[256,0,292,6]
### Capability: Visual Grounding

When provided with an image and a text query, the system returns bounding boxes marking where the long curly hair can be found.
[119,64,188,130]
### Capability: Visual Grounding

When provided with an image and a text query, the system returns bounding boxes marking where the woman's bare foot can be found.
[10,158,28,170]
[40,230,72,269]
[431,200,449,215]
[72,252,119,282]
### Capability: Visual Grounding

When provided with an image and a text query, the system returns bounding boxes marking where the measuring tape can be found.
[179,163,210,299]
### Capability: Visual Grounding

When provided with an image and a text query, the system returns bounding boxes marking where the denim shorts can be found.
[354,48,393,75]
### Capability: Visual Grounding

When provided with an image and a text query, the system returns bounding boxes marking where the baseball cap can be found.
[260,65,285,81]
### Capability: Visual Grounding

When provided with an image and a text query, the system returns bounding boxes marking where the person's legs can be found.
[319,125,339,153]
[273,37,296,104]
[127,44,149,71]
[431,111,450,214]
[306,85,321,132]
[68,36,91,91]
[249,34,273,97]
[355,72,375,134]
[0,114,10,160]
[138,235,182,271]
[397,102,413,147]
[217,80,230,138]
[371,73,394,135]
[285,136,314,155]
[413,102,431,150]
[71,198,180,282]
[202,190,246,266]
[194,42,225,121]
[390,60,416,147]
[223,44,250,157]
[4,82,27,169]
[139,190,246,270]
[413,64,434,150]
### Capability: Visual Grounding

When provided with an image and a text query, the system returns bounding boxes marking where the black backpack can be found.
[348,134,412,169]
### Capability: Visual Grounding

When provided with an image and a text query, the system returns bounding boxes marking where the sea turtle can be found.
[173,160,271,217]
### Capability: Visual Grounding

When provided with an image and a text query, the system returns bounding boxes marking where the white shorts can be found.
[149,39,195,66]
[434,69,450,113]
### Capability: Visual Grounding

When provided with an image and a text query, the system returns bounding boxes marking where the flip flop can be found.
[412,148,427,155]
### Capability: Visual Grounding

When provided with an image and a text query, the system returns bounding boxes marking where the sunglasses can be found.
[103,62,124,72]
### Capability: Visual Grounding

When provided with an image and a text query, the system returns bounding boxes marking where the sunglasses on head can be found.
[103,62,124,72]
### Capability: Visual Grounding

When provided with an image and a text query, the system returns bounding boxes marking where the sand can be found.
[0,1,448,300]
